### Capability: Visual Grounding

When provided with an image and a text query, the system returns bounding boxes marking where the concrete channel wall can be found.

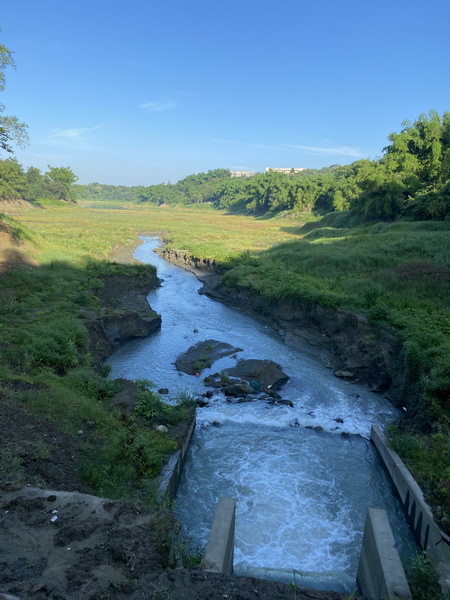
[371,425,450,593]
[201,498,236,574]
[156,418,237,574]
[157,417,450,595]
[156,416,196,504]
[357,508,411,599]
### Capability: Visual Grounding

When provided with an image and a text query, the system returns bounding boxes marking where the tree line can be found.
[1,35,449,221]
[135,111,450,221]
[74,182,142,203]
[1,112,449,221]
[135,168,231,205]
[0,159,78,202]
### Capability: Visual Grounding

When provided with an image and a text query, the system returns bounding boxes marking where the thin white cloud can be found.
[35,124,103,152]
[211,137,365,158]
[52,126,100,139]
[141,98,177,112]
[282,144,365,157]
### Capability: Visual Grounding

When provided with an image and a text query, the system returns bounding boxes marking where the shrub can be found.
[407,553,448,600]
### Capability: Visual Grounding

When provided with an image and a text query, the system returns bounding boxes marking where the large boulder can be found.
[99,306,161,345]
[222,382,254,397]
[175,340,242,375]
[222,359,289,391]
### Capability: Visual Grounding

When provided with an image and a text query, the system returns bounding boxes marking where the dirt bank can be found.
[0,218,38,273]
[0,199,42,216]
[5,485,329,600]
[0,487,355,600]
[82,267,162,365]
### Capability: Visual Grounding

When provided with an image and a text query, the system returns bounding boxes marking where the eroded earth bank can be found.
[160,247,423,420]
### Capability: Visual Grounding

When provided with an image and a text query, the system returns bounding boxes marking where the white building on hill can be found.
[265,167,306,174]
[229,170,255,178]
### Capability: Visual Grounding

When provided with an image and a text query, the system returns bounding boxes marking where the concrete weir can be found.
[202,499,412,599]
[357,508,411,599]
[156,416,196,504]
[371,425,450,594]
[157,415,449,596]
[201,498,236,574]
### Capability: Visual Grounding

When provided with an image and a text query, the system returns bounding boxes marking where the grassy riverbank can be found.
[2,200,450,528]
[0,201,304,504]
[0,203,204,502]
[225,213,450,418]
[8,200,306,264]
[0,255,197,502]
[221,213,450,530]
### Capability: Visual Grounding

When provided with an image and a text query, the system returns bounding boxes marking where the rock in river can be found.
[175,339,243,375]
[203,359,290,405]
[222,359,289,391]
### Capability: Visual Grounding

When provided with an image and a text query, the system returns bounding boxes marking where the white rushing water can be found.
[107,236,416,593]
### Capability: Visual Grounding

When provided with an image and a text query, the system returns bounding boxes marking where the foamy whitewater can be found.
[107,237,415,593]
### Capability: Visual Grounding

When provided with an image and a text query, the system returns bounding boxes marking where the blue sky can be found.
[1,0,449,186]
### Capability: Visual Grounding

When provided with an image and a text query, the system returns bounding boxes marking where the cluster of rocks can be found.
[175,340,292,408]
[201,359,293,407]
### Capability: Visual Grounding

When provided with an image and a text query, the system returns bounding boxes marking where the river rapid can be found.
[107,236,415,593]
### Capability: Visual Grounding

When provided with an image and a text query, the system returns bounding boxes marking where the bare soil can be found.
[0,224,37,273]
[0,486,354,600]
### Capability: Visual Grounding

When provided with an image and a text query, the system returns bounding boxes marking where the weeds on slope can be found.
[0,242,194,504]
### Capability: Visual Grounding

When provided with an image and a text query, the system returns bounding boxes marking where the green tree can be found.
[381,111,450,220]
[383,111,450,187]
[23,166,45,201]
[211,177,251,212]
[351,161,405,220]
[176,168,230,203]
[406,181,450,220]
[74,182,142,202]
[292,177,320,212]
[45,166,78,202]
[0,158,26,199]
[0,38,28,154]
[137,183,183,205]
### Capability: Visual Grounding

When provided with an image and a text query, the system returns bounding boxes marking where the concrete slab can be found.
[201,498,236,575]
[357,508,411,599]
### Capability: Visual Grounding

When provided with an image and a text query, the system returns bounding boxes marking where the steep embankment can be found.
[82,269,162,365]
[0,212,38,272]
[0,199,41,215]
[159,247,422,418]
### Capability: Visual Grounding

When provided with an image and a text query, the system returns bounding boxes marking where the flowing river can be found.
[107,236,415,593]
